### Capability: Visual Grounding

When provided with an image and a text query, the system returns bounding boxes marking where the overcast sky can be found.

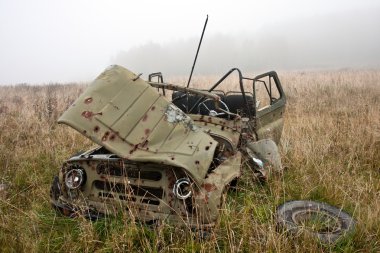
[1,0,380,84]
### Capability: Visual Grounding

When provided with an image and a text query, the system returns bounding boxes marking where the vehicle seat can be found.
[172,91,225,116]
[224,94,254,117]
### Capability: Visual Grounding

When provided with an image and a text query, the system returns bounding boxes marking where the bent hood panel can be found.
[58,65,217,183]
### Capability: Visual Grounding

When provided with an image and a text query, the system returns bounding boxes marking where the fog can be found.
[114,8,380,77]
[0,0,379,84]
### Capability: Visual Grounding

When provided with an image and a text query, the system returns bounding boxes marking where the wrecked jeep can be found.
[50,65,286,228]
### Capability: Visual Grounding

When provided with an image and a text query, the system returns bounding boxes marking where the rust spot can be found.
[82,111,93,118]
[204,194,209,203]
[141,140,149,148]
[145,129,150,135]
[84,97,93,104]
[82,111,102,119]
[102,131,110,141]
[142,114,148,122]
[210,142,213,145]
[171,157,175,160]
[94,126,100,132]
[202,183,217,192]
[83,130,87,134]
[195,160,200,165]
[205,146,210,151]
[151,106,156,111]
[110,134,116,141]
[221,126,225,131]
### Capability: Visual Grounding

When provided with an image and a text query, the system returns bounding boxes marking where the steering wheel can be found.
[197,98,231,119]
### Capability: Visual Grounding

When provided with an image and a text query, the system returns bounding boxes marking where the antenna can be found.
[186,15,208,88]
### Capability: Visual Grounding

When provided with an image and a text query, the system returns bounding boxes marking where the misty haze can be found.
[114,8,380,77]
[1,1,380,84]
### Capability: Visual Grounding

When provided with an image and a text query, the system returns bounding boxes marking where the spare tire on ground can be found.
[276,200,355,244]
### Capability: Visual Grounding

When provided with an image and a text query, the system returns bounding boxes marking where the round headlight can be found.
[65,166,85,189]
[173,178,192,200]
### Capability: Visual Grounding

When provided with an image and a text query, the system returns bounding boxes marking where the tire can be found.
[276,200,355,244]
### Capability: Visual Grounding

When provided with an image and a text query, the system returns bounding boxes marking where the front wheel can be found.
[276,200,355,244]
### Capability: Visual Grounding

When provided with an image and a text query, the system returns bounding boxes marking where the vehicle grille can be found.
[90,161,167,207]
[94,180,164,199]
[96,163,162,181]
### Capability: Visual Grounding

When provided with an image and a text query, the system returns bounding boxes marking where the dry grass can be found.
[0,70,379,252]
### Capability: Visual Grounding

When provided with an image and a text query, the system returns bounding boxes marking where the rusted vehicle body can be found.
[51,65,286,228]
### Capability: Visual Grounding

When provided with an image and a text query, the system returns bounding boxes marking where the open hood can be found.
[58,65,217,183]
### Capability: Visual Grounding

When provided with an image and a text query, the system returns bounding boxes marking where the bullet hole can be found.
[82,111,93,118]
[84,97,93,104]
[102,131,110,141]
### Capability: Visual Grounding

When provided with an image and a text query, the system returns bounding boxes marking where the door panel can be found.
[253,72,286,144]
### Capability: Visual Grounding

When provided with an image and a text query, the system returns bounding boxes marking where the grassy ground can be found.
[0,70,379,252]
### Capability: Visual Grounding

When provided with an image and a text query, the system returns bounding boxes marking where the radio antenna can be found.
[186,15,208,88]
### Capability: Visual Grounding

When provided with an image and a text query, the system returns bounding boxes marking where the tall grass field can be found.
[0,69,379,252]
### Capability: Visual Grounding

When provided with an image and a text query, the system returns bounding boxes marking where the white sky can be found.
[0,0,379,84]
